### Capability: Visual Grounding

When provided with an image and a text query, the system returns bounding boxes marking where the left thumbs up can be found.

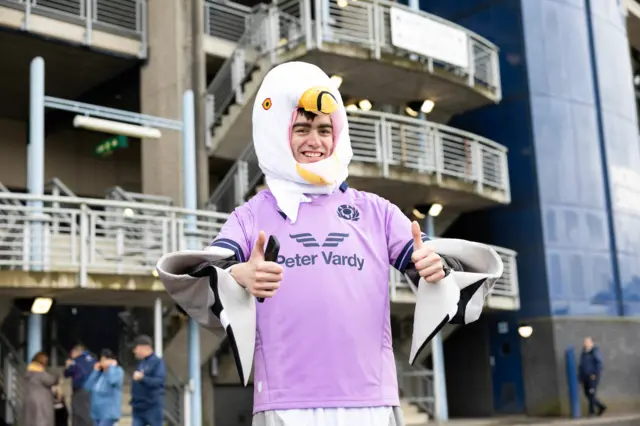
[411,221,446,283]
[412,221,424,251]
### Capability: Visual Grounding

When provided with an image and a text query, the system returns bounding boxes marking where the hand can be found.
[65,359,73,368]
[133,371,144,381]
[411,221,446,283]
[591,374,596,381]
[230,231,283,299]
[94,363,102,371]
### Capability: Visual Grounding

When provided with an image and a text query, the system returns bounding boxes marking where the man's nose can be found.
[305,132,321,146]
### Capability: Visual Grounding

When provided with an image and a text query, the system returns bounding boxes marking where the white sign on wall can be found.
[389,7,470,69]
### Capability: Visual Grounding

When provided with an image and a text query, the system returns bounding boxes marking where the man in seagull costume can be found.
[156,61,503,426]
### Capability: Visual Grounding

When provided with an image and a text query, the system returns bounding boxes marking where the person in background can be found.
[84,349,124,426]
[579,336,607,416]
[20,351,58,426]
[64,343,96,426]
[130,335,166,426]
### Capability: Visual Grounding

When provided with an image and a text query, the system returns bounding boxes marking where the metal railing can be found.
[0,192,228,278]
[0,332,23,425]
[389,244,518,301]
[204,0,252,42]
[1,0,147,57]
[396,352,434,416]
[206,109,510,213]
[207,143,261,212]
[206,0,501,122]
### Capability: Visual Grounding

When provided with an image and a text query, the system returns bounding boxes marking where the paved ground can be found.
[440,414,640,426]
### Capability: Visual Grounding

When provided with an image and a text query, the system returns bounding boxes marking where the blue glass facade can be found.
[423,0,640,319]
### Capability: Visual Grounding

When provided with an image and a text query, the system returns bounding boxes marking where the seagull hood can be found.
[252,61,353,223]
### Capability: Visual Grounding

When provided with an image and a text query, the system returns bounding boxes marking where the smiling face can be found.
[290,108,334,164]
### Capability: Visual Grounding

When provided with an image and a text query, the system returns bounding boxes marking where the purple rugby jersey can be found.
[211,183,426,413]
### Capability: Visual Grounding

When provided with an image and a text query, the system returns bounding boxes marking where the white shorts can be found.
[252,406,405,426]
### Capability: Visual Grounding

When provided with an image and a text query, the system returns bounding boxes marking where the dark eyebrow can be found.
[292,122,332,130]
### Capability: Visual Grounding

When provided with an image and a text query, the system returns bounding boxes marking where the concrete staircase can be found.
[117,380,133,426]
[401,399,430,425]
[209,57,270,160]
[162,320,224,381]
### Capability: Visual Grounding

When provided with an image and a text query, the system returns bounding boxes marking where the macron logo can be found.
[289,232,349,248]
[278,232,365,271]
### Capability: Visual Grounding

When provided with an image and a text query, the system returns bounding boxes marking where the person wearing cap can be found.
[64,343,96,426]
[83,349,124,426]
[157,62,503,425]
[130,335,166,426]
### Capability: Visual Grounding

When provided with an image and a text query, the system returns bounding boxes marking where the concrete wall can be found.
[521,317,640,416]
[140,0,199,205]
[0,118,141,196]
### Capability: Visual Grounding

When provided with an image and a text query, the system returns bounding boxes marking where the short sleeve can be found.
[210,206,254,263]
[385,201,428,273]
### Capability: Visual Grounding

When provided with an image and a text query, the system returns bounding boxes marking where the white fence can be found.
[1,0,147,55]
[207,0,501,120]
[208,109,510,213]
[0,192,227,279]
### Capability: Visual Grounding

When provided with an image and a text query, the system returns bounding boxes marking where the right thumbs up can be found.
[232,231,283,300]
[250,230,267,262]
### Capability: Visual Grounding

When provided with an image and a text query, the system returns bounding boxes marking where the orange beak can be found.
[298,86,339,115]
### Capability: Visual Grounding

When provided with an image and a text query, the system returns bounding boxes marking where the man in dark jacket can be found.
[578,336,607,416]
[130,335,166,426]
[64,343,96,426]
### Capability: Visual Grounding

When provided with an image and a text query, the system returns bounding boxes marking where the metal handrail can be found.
[204,0,253,42]
[0,191,518,300]
[0,192,228,279]
[207,144,259,211]
[0,331,24,425]
[206,108,510,214]
[395,351,434,416]
[389,244,518,300]
[1,0,147,57]
[206,0,501,121]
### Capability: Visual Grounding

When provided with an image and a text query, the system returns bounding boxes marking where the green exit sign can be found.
[95,135,128,157]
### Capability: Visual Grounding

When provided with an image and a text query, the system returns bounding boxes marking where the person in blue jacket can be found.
[579,336,607,416]
[83,349,124,426]
[130,335,166,426]
[64,343,96,426]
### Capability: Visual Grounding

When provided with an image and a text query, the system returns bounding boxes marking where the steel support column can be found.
[426,214,449,421]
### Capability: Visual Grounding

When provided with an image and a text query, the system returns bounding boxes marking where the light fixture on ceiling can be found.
[345,104,359,112]
[518,325,533,339]
[428,203,443,217]
[358,99,372,111]
[73,116,162,139]
[405,106,419,117]
[421,99,435,114]
[31,297,53,315]
[412,208,425,220]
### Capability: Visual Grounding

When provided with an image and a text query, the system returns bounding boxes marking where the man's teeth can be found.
[303,152,323,157]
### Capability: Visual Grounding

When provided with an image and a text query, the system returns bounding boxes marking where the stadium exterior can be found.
[0,0,635,424]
